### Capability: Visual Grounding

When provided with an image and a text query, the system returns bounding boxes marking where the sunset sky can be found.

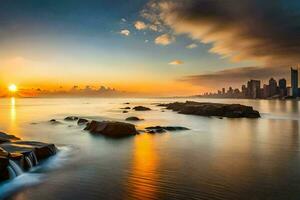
[0,0,299,97]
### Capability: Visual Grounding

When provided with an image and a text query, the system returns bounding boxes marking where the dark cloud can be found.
[143,0,300,65]
[179,65,290,89]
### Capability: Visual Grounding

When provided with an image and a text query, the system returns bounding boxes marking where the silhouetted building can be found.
[279,78,287,97]
[222,88,225,94]
[263,84,270,98]
[291,67,298,97]
[269,78,278,97]
[247,80,261,99]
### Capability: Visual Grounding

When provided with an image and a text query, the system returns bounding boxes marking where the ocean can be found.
[0,97,300,200]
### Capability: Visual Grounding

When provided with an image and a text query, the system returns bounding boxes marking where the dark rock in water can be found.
[146,127,166,134]
[123,111,129,113]
[77,118,89,125]
[0,156,9,181]
[163,126,190,131]
[133,106,151,111]
[49,119,62,125]
[64,116,79,121]
[124,102,130,105]
[84,120,138,138]
[121,107,131,110]
[158,101,260,118]
[0,132,20,144]
[145,126,189,133]
[125,117,142,121]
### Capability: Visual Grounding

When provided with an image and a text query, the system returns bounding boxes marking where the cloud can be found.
[121,18,127,22]
[134,21,147,30]
[169,60,184,65]
[154,33,175,45]
[179,65,289,90]
[120,29,130,36]
[143,0,300,65]
[31,85,126,97]
[186,43,197,49]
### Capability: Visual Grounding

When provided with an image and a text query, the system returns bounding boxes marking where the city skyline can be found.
[200,67,300,99]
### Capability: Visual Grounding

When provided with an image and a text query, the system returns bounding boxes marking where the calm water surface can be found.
[0,98,300,200]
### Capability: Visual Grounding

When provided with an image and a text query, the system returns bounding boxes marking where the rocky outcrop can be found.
[64,116,79,121]
[0,132,20,144]
[145,126,189,134]
[125,117,142,121]
[158,101,260,118]
[84,120,139,138]
[133,106,151,111]
[0,132,57,182]
[77,118,89,125]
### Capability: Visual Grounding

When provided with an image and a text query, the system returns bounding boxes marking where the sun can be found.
[8,84,18,93]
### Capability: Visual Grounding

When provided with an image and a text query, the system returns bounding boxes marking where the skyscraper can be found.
[248,80,261,99]
[269,78,278,96]
[291,67,298,97]
[279,78,287,97]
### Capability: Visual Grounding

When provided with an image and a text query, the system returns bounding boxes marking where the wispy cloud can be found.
[155,33,175,45]
[186,43,197,49]
[120,29,130,36]
[143,0,300,66]
[169,60,184,65]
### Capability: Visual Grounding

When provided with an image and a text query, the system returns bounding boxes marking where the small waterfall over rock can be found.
[8,160,23,179]
[25,156,33,169]
[25,152,38,169]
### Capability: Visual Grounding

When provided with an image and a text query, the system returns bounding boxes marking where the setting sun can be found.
[8,84,18,92]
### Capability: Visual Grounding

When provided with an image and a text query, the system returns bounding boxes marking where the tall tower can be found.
[291,67,298,97]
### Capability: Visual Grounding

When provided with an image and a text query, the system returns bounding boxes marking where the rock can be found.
[0,156,9,182]
[133,106,151,111]
[84,120,139,138]
[49,119,62,125]
[158,101,260,118]
[145,126,189,133]
[64,116,79,121]
[0,132,20,144]
[0,141,57,162]
[146,127,166,134]
[163,126,190,131]
[0,138,57,182]
[124,102,130,105]
[125,117,142,121]
[77,118,89,125]
[123,111,128,113]
[121,107,131,110]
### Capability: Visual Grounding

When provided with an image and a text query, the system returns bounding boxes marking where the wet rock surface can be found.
[64,116,79,121]
[49,119,62,125]
[0,132,57,182]
[158,101,260,118]
[125,117,142,121]
[77,118,89,125]
[121,107,131,110]
[145,126,189,134]
[133,106,151,111]
[0,132,20,144]
[84,120,139,138]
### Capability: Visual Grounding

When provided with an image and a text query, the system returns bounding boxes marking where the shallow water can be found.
[0,97,300,200]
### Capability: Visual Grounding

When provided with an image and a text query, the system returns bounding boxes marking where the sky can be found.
[0,0,299,97]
